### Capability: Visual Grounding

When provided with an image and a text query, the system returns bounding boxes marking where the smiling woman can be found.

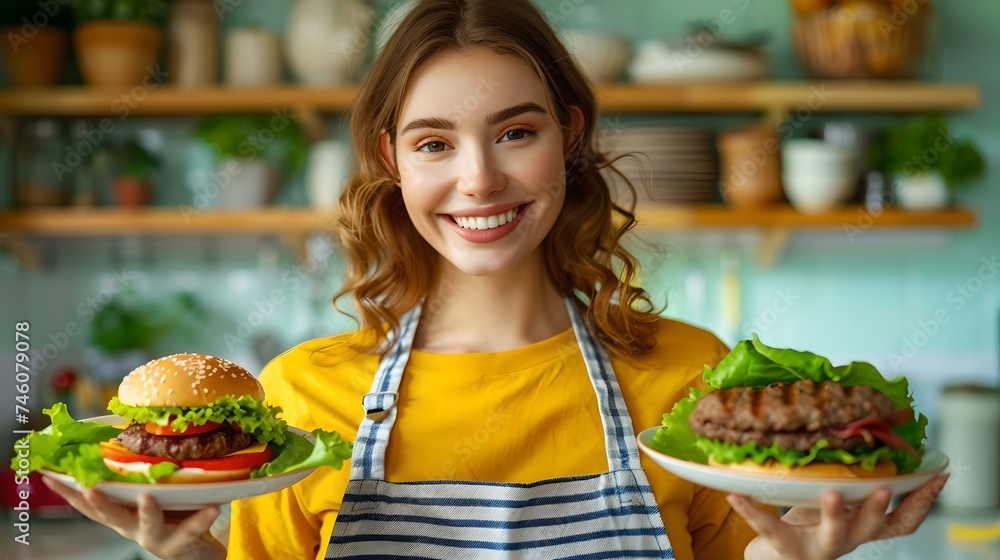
[391,50,573,278]
[41,1,947,559]
[334,0,661,358]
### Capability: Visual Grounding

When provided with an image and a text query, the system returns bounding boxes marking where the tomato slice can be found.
[181,445,273,471]
[99,442,181,466]
[144,420,221,437]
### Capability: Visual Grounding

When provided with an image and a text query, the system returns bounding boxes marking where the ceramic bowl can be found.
[783,170,857,213]
[629,40,769,83]
[559,30,629,83]
[782,140,858,212]
[782,139,857,176]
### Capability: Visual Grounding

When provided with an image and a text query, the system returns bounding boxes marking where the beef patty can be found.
[114,422,253,460]
[688,379,894,452]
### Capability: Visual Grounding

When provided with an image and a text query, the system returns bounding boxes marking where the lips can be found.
[441,202,533,243]
[450,204,523,231]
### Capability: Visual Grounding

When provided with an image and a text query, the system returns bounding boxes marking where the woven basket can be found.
[793,5,929,79]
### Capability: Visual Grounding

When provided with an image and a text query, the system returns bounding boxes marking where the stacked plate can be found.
[600,126,718,205]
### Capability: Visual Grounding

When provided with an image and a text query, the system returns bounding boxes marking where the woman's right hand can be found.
[42,476,227,560]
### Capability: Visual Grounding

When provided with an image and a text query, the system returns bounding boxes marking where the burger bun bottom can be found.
[104,458,252,484]
[708,457,898,479]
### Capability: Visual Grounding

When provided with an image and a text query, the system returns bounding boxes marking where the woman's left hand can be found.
[730,473,949,560]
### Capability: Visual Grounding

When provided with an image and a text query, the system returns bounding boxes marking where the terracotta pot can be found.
[113,177,152,207]
[74,22,163,86]
[717,125,784,207]
[0,26,68,87]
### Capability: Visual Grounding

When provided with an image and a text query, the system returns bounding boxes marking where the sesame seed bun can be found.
[118,353,264,407]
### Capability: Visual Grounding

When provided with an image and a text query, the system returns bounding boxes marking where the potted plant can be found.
[69,0,168,86]
[871,114,986,210]
[192,114,308,209]
[110,137,160,207]
[0,0,73,87]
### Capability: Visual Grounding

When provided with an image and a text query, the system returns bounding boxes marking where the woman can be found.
[44,1,948,558]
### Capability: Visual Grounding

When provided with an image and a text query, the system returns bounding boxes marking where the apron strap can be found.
[350,296,642,480]
[350,303,422,480]
[564,296,642,471]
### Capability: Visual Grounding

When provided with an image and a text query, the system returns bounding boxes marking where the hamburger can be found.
[102,354,288,483]
[13,354,353,488]
[654,335,927,478]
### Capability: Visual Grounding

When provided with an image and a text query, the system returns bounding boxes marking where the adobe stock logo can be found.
[741,288,799,337]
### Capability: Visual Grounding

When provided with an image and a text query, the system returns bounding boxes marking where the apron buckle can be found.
[362,391,398,422]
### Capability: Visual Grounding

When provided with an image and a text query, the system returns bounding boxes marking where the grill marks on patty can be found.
[115,422,254,460]
[689,379,895,452]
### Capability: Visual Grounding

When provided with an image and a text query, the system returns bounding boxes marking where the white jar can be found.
[215,159,278,208]
[782,139,858,213]
[169,0,219,87]
[937,385,1000,510]
[225,27,283,86]
[893,171,950,210]
[286,0,372,86]
[307,140,351,210]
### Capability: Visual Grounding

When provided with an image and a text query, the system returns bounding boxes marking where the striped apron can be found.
[326,297,674,559]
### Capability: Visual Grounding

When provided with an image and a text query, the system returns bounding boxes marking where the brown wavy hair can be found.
[334,0,661,356]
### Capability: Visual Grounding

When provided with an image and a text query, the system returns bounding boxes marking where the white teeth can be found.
[453,205,520,231]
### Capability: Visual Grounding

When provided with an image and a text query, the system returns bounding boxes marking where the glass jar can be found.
[169,0,220,87]
[16,119,68,207]
[68,119,100,207]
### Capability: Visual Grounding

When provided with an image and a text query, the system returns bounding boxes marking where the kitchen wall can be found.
[1,0,998,440]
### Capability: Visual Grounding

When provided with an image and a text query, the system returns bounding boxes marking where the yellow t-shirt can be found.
[228,318,761,560]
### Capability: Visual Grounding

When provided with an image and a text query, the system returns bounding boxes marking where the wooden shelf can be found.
[0,82,980,117]
[0,208,339,236]
[0,81,980,268]
[635,204,977,229]
[596,82,981,113]
[0,86,358,117]
[0,205,976,236]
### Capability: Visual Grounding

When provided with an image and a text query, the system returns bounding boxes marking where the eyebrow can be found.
[399,102,548,136]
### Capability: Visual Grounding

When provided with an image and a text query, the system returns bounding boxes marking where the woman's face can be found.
[386,47,578,277]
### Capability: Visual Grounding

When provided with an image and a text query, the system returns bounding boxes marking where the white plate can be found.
[39,415,319,510]
[637,427,948,508]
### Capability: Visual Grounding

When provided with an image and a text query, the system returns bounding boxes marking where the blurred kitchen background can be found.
[0,0,999,557]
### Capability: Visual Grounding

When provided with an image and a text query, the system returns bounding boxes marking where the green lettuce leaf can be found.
[108,395,287,445]
[10,404,179,487]
[651,389,709,463]
[652,335,928,474]
[694,438,897,471]
[704,334,912,410]
[252,429,353,478]
[12,403,353,488]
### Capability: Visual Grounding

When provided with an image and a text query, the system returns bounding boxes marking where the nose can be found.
[456,147,506,199]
